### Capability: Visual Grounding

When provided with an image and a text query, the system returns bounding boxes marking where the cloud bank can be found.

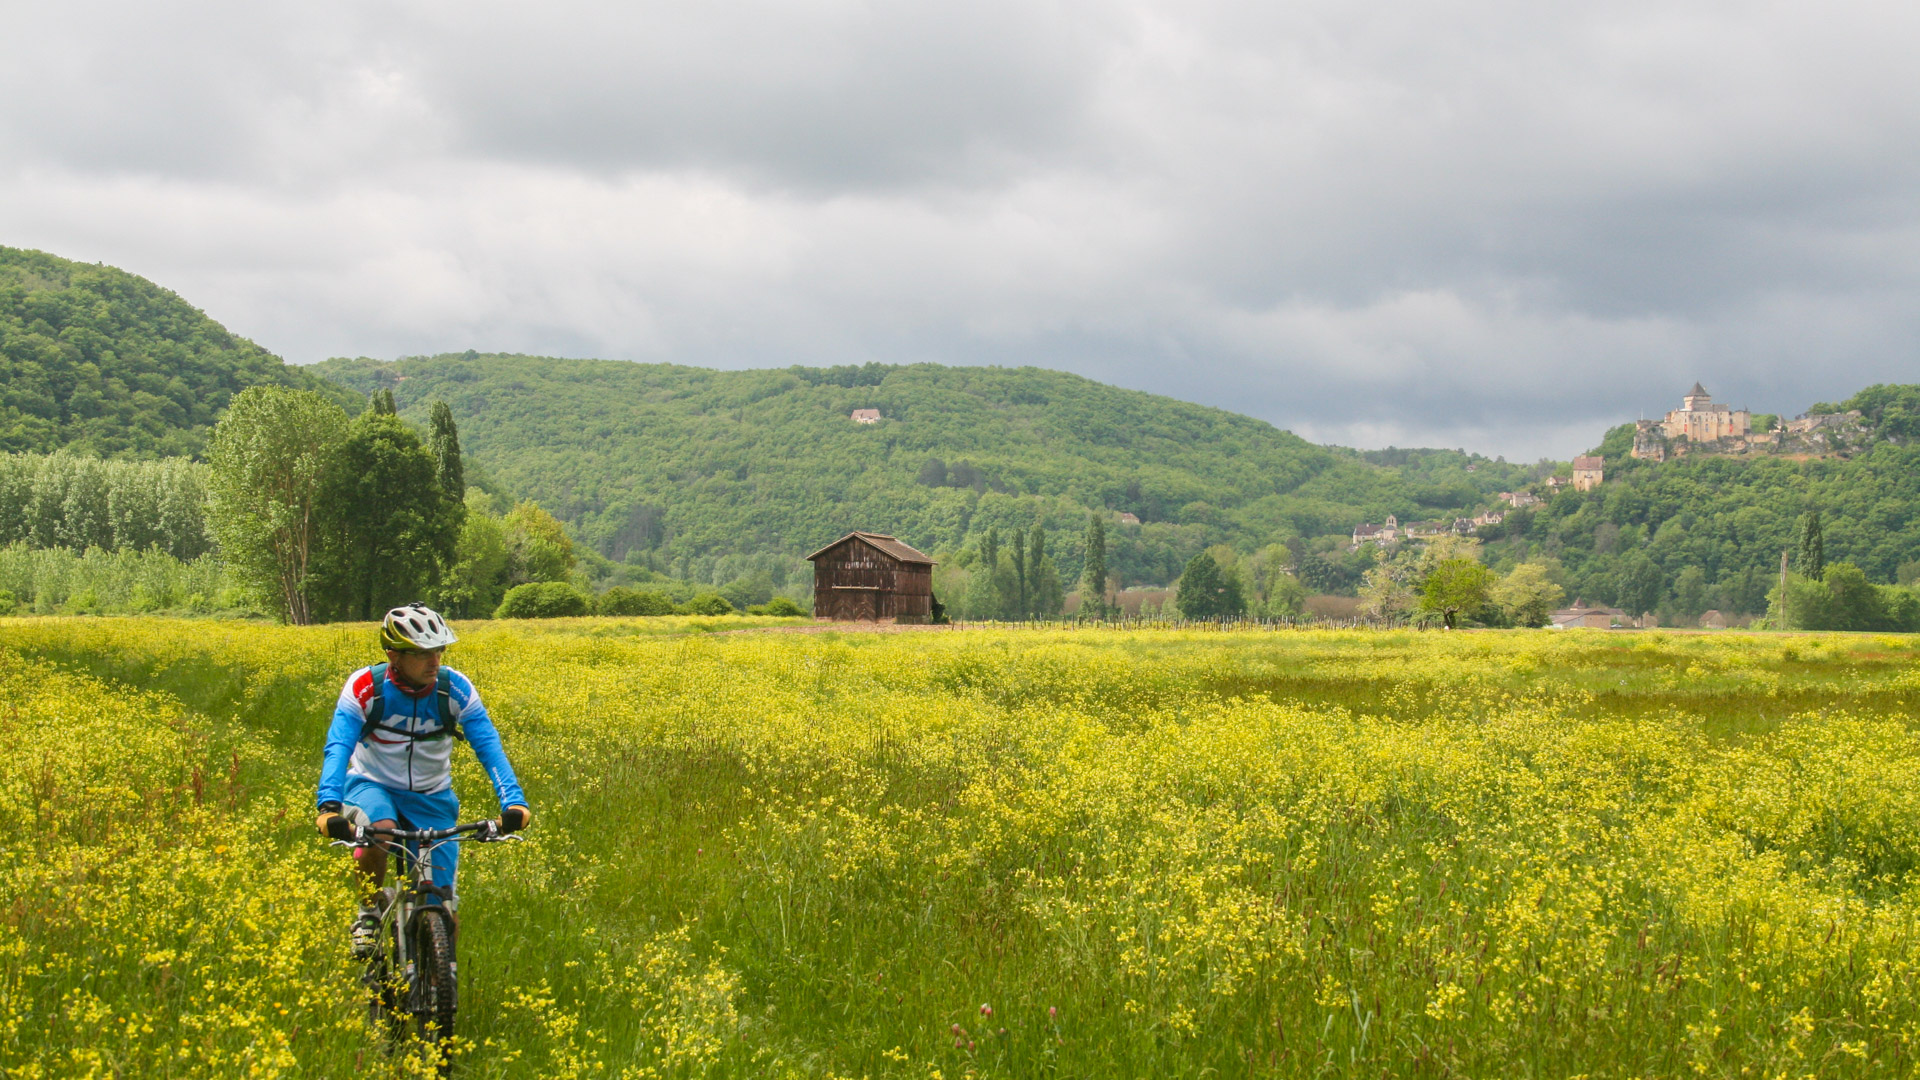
[5,0,1918,458]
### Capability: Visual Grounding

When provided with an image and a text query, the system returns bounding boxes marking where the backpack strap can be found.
[357,663,466,743]
[437,669,463,742]
[358,662,390,744]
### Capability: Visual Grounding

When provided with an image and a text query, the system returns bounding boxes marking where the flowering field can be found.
[3,618,1920,1078]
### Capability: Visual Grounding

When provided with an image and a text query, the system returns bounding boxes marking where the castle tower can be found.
[1572,455,1604,492]
[1683,382,1711,412]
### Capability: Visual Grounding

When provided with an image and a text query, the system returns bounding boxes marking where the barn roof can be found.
[804,531,935,565]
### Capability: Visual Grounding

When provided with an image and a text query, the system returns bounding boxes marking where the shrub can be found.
[745,597,807,616]
[719,574,774,611]
[495,581,593,619]
[597,587,676,617]
[0,588,14,616]
[679,593,735,616]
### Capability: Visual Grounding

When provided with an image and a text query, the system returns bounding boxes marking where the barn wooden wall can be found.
[811,540,933,622]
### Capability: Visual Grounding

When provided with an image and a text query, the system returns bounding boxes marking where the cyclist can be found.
[314,603,532,955]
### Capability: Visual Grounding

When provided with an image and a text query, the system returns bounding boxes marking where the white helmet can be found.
[380,603,458,651]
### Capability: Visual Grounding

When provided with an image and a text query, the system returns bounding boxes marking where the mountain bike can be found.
[331,820,522,1056]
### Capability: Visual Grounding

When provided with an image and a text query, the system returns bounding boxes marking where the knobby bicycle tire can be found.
[412,906,457,1046]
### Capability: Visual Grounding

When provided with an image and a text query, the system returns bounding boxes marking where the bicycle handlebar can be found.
[326,819,525,850]
[362,820,497,842]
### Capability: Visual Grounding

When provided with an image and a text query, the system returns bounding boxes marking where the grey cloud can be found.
[3,0,1918,461]
[397,0,1116,189]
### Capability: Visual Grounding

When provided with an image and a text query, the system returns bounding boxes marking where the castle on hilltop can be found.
[1631,384,1757,461]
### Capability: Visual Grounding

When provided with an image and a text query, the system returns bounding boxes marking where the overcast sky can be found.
[5,0,1918,459]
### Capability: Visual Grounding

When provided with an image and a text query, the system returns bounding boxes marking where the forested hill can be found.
[312,354,1537,583]
[1503,383,1920,612]
[0,247,355,456]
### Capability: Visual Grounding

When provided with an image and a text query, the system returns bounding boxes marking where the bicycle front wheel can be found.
[411,906,457,1047]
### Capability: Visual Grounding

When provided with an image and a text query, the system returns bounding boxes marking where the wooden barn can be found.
[805,531,935,623]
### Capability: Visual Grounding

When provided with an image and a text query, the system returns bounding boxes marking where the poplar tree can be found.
[1081,514,1108,619]
[1010,527,1028,618]
[428,401,465,504]
[1027,525,1063,616]
[1797,510,1825,581]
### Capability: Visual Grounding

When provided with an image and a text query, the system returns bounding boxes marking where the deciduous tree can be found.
[1490,563,1564,628]
[1176,550,1244,618]
[206,387,350,624]
[503,500,577,585]
[308,412,458,621]
[1419,558,1494,629]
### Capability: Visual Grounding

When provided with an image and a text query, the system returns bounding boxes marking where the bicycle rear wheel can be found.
[410,906,457,1047]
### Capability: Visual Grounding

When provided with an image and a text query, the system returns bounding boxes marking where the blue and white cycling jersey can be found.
[316,665,526,810]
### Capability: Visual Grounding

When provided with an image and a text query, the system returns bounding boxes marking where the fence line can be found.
[948,612,1430,633]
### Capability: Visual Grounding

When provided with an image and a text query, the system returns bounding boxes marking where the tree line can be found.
[207,387,583,624]
[0,452,211,559]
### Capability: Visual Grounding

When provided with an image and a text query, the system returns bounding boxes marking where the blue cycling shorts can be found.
[344,775,461,905]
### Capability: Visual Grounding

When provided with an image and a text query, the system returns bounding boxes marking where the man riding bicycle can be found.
[315,603,531,955]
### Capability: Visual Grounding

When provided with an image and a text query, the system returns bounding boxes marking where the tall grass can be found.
[0,542,245,615]
[2,619,1918,1077]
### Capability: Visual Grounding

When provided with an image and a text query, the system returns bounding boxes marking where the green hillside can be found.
[312,354,1540,584]
[1505,383,1920,615]
[0,246,355,456]
[9,245,1914,617]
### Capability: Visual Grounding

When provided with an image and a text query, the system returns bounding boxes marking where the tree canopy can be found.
[310,353,1547,586]
[0,246,357,456]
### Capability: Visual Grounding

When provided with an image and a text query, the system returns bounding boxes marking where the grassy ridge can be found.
[3,619,1920,1077]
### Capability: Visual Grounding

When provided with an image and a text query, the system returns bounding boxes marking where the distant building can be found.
[1116,512,1141,526]
[1472,510,1505,527]
[1572,455,1604,492]
[851,409,881,424]
[1351,513,1400,547]
[1699,610,1728,629]
[1500,491,1542,509]
[1633,384,1751,459]
[1785,410,1864,435]
[1550,602,1623,629]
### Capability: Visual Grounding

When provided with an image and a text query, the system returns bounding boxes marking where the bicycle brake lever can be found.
[327,839,357,848]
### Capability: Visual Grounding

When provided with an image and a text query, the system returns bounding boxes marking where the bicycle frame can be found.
[332,820,521,1045]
